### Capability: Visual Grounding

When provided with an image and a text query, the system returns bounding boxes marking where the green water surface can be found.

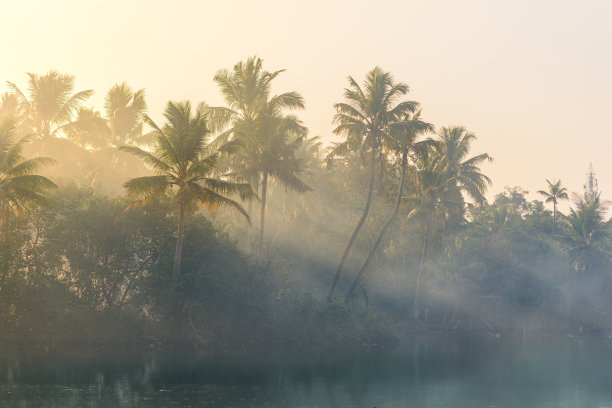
[2,337,612,407]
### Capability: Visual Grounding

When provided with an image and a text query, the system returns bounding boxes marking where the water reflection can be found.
[2,338,612,407]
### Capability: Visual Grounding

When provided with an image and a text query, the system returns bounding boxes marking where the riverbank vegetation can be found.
[1,58,612,350]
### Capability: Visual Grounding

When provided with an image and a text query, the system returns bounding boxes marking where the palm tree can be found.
[120,101,254,278]
[411,127,491,318]
[7,71,93,141]
[209,57,308,259]
[345,111,433,302]
[231,105,311,259]
[538,179,568,235]
[104,83,148,146]
[0,118,56,277]
[64,107,112,149]
[327,67,418,301]
[564,192,609,273]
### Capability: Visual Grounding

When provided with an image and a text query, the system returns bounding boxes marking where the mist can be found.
[2,53,612,407]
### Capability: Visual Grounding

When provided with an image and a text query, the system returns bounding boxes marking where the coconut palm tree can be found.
[0,118,56,277]
[327,67,418,301]
[345,111,433,302]
[538,179,568,235]
[411,127,491,318]
[104,83,148,146]
[433,127,492,205]
[64,107,112,149]
[7,71,93,141]
[231,105,311,260]
[120,101,254,278]
[209,57,308,259]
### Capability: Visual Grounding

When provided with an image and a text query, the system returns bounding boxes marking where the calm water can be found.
[3,337,612,407]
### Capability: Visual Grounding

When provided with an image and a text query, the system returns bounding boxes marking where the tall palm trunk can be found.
[345,151,411,302]
[173,205,185,278]
[258,172,269,260]
[413,213,433,319]
[1,204,9,279]
[327,147,377,301]
[552,201,557,235]
[247,177,259,230]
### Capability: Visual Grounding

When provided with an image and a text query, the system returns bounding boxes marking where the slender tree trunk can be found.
[413,214,433,319]
[173,205,185,279]
[345,151,410,302]
[1,204,9,279]
[258,172,269,260]
[247,177,259,230]
[327,147,377,301]
[552,201,557,235]
[378,152,385,191]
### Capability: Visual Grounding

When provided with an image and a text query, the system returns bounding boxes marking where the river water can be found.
[2,337,612,407]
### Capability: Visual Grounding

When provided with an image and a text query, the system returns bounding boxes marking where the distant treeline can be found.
[0,58,611,349]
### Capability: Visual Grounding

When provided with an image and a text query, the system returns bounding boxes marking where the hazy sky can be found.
[3,0,612,205]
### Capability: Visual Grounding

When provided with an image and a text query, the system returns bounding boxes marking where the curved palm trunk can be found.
[345,151,410,302]
[327,147,377,301]
[173,205,186,278]
[413,214,433,319]
[258,172,269,260]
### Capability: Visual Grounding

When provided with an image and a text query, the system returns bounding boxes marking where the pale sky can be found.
[2,0,612,206]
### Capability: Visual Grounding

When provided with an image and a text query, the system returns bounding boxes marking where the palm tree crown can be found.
[329,67,418,161]
[105,83,148,146]
[430,127,492,205]
[538,178,568,234]
[7,71,93,140]
[209,56,303,129]
[538,179,569,206]
[65,107,112,149]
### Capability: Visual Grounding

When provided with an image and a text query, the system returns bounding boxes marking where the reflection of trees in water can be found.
[3,344,612,407]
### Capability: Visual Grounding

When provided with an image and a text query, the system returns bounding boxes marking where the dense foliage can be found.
[1,61,612,350]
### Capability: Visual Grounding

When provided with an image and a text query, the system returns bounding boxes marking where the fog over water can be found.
[4,338,612,407]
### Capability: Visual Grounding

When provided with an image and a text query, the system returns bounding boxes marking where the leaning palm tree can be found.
[345,111,433,302]
[7,71,93,141]
[411,127,491,318]
[327,67,418,301]
[120,101,254,278]
[538,179,568,235]
[0,118,56,277]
